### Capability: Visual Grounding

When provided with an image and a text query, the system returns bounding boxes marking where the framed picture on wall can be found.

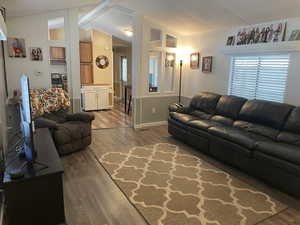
[7,38,26,58]
[202,56,213,73]
[226,36,235,46]
[288,30,300,41]
[30,47,43,61]
[236,21,286,45]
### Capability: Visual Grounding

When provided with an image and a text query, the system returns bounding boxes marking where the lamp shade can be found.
[0,13,7,41]
[176,47,193,64]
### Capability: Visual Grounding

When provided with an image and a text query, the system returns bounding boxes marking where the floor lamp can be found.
[178,59,183,105]
[166,53,184,105]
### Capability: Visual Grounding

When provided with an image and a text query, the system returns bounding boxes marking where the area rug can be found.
[97,143,287,225]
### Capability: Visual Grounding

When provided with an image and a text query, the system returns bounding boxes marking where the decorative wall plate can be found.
[95,55,109,69]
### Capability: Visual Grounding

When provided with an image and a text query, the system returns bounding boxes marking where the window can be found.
[229,55,289,103]
[121,56,127,82]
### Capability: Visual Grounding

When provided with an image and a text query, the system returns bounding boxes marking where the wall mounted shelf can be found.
[221,41,300,55]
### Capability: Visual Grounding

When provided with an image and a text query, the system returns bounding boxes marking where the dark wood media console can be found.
[3,128,65,225]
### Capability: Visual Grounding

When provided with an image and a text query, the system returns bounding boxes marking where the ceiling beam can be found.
[78,0,112,26]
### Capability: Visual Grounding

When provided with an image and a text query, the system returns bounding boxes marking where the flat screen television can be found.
[20,74,36,162]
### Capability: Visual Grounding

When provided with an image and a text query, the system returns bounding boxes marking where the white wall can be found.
[5,9,81,111]
[182,28,231,98]
[5,14,51,94]
[182,17,300,106]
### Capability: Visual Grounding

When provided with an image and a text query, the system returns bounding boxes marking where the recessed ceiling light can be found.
[124,30,133,37]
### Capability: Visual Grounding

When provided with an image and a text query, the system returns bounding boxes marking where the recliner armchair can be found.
[30,88,95,155]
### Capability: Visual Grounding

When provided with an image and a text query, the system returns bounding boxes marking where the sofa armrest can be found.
[65,112,95,123]
[169,103,192,114]
[35,117,58,129]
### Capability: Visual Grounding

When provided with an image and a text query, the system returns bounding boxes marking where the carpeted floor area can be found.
[96,142,287,225]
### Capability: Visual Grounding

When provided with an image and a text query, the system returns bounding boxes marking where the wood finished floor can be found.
[91,100,132,130]
[63,126,300,225]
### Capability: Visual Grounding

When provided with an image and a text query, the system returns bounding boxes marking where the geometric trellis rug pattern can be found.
[98,143,287,225]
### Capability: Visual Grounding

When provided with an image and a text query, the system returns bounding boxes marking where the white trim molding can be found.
[222,41,300,55]
[138,94,178,99]
[134,121,167,129]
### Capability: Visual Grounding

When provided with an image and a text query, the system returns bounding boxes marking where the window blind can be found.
[229,55,289,103]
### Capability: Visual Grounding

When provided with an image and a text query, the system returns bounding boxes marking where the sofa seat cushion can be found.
[54,121,91,144]
[208,125,270,149]
[256,141,300,165]
[169,112,198,124]
[211,115,234,126]
[188,119,219,131]
[233,121,279,140]
[190,110,213,120]
[277,132,300,146]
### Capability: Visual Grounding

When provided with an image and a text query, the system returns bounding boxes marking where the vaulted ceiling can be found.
[3,0,99,17]
[118,0,300,35]
[4,0,300,35]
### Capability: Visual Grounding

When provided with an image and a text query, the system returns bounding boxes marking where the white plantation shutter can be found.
[229,55,289,103]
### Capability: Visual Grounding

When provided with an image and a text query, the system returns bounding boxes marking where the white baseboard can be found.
[134,121,167,129]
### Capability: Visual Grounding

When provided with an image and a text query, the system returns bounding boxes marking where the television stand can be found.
[3,128,65,225]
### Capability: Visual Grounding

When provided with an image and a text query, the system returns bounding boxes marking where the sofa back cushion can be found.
[283,107,300,134]
[233,121,279,140]
[190,92,221,114]
[239,100,293,130]
[216,95,247,119]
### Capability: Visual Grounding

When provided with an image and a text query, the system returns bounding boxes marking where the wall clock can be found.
[95,55,109,69]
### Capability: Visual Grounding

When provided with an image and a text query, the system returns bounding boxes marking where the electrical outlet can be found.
[35,70,43,76]
[152,107,156,113]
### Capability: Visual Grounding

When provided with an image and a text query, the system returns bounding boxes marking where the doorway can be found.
[79,29,133,129]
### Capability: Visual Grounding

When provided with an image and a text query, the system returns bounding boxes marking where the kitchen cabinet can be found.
[82,90,98,111]
[50,47,66,60]
[80,64,93,84]
[81,85,113,111]
[80,41,93,63]
[80,41,93,85]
